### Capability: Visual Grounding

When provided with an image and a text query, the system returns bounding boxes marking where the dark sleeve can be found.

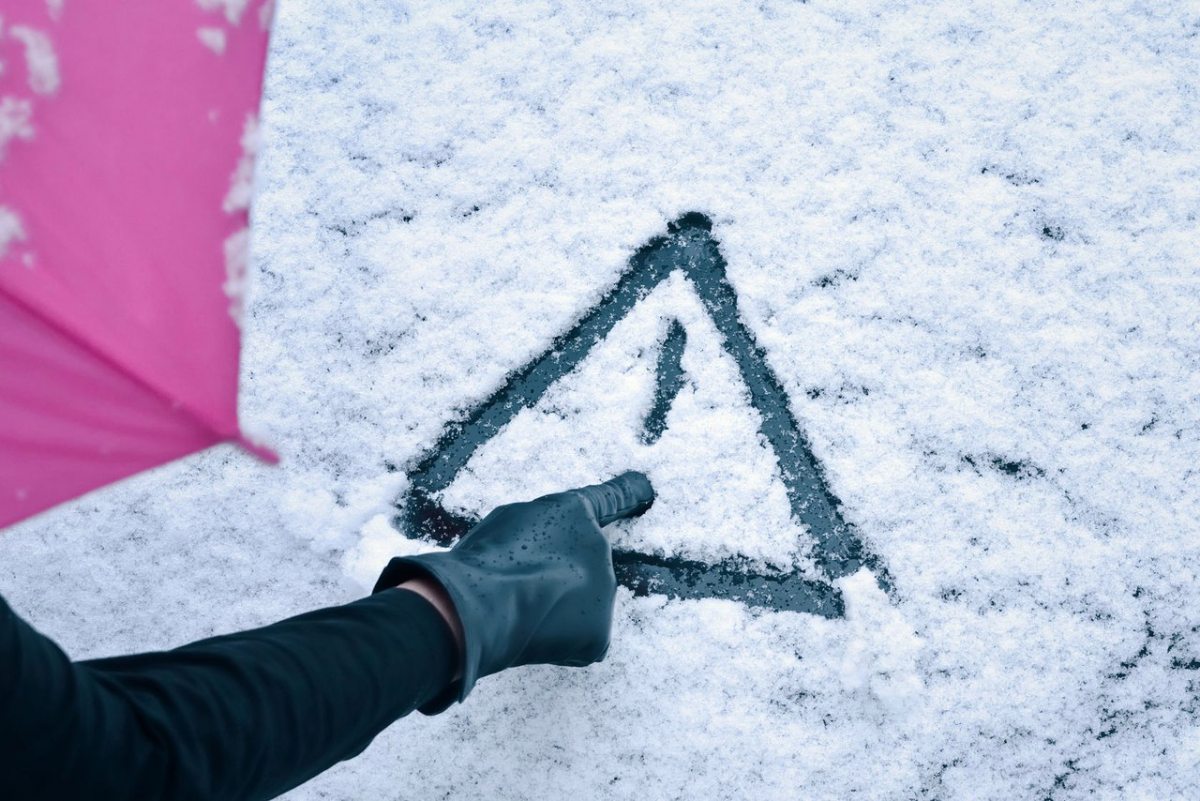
[0,589,457,801]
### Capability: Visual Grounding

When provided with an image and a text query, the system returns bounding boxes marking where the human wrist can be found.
[398,577,464,680]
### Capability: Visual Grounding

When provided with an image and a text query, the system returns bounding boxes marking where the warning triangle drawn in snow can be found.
[394,213,885,618]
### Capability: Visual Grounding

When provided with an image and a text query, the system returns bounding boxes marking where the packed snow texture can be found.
[2,1,1199,799]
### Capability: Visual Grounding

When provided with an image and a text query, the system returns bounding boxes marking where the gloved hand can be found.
[374,471,655,713]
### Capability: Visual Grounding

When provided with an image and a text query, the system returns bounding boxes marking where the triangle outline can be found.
[394,212,884,617]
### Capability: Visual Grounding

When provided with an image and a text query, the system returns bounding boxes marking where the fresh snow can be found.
[2,1,1199,799]
[9,25,58,97]
[222,226,249,325]
[197,26,228,56]
[436,270,823,577]
[197,0,251,28]
[0,204,23,258]
[224,114,260,213]
[0,96,34,159]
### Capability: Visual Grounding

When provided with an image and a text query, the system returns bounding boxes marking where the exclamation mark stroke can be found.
[641,318,688,445]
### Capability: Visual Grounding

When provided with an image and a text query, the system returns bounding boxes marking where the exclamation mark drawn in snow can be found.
[394,213,889,618]
[640,319,686,446]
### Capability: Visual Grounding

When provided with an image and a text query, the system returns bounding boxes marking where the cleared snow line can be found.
[641,318,687,445]
[196,0,249,26]
[197,26,227,55]
[10,26,60,96]
[395,213,887,616]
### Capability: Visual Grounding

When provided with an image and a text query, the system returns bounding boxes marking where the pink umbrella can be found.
[0,0,277,529]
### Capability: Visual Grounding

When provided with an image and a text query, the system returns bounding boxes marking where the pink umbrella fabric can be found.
[0,0,277,529]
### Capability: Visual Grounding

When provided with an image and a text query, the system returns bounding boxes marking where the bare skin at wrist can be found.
[398,578,464,680]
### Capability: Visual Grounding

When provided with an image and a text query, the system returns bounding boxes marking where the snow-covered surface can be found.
[3,0,1199,798]
[440,271,823,577]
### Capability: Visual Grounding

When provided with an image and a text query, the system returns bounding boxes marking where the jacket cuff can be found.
[373,556,477,715]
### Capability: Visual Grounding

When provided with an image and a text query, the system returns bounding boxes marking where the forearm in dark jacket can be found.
[0,589,456,801]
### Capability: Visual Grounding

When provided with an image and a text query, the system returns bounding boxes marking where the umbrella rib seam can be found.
[0,283,231,445]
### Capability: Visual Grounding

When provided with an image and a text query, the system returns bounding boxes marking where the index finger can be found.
[569,471,656,527]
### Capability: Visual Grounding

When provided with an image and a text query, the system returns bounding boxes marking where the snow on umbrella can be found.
[0,1,277,529]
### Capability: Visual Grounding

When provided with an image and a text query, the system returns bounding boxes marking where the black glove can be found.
[374,471,655,713]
